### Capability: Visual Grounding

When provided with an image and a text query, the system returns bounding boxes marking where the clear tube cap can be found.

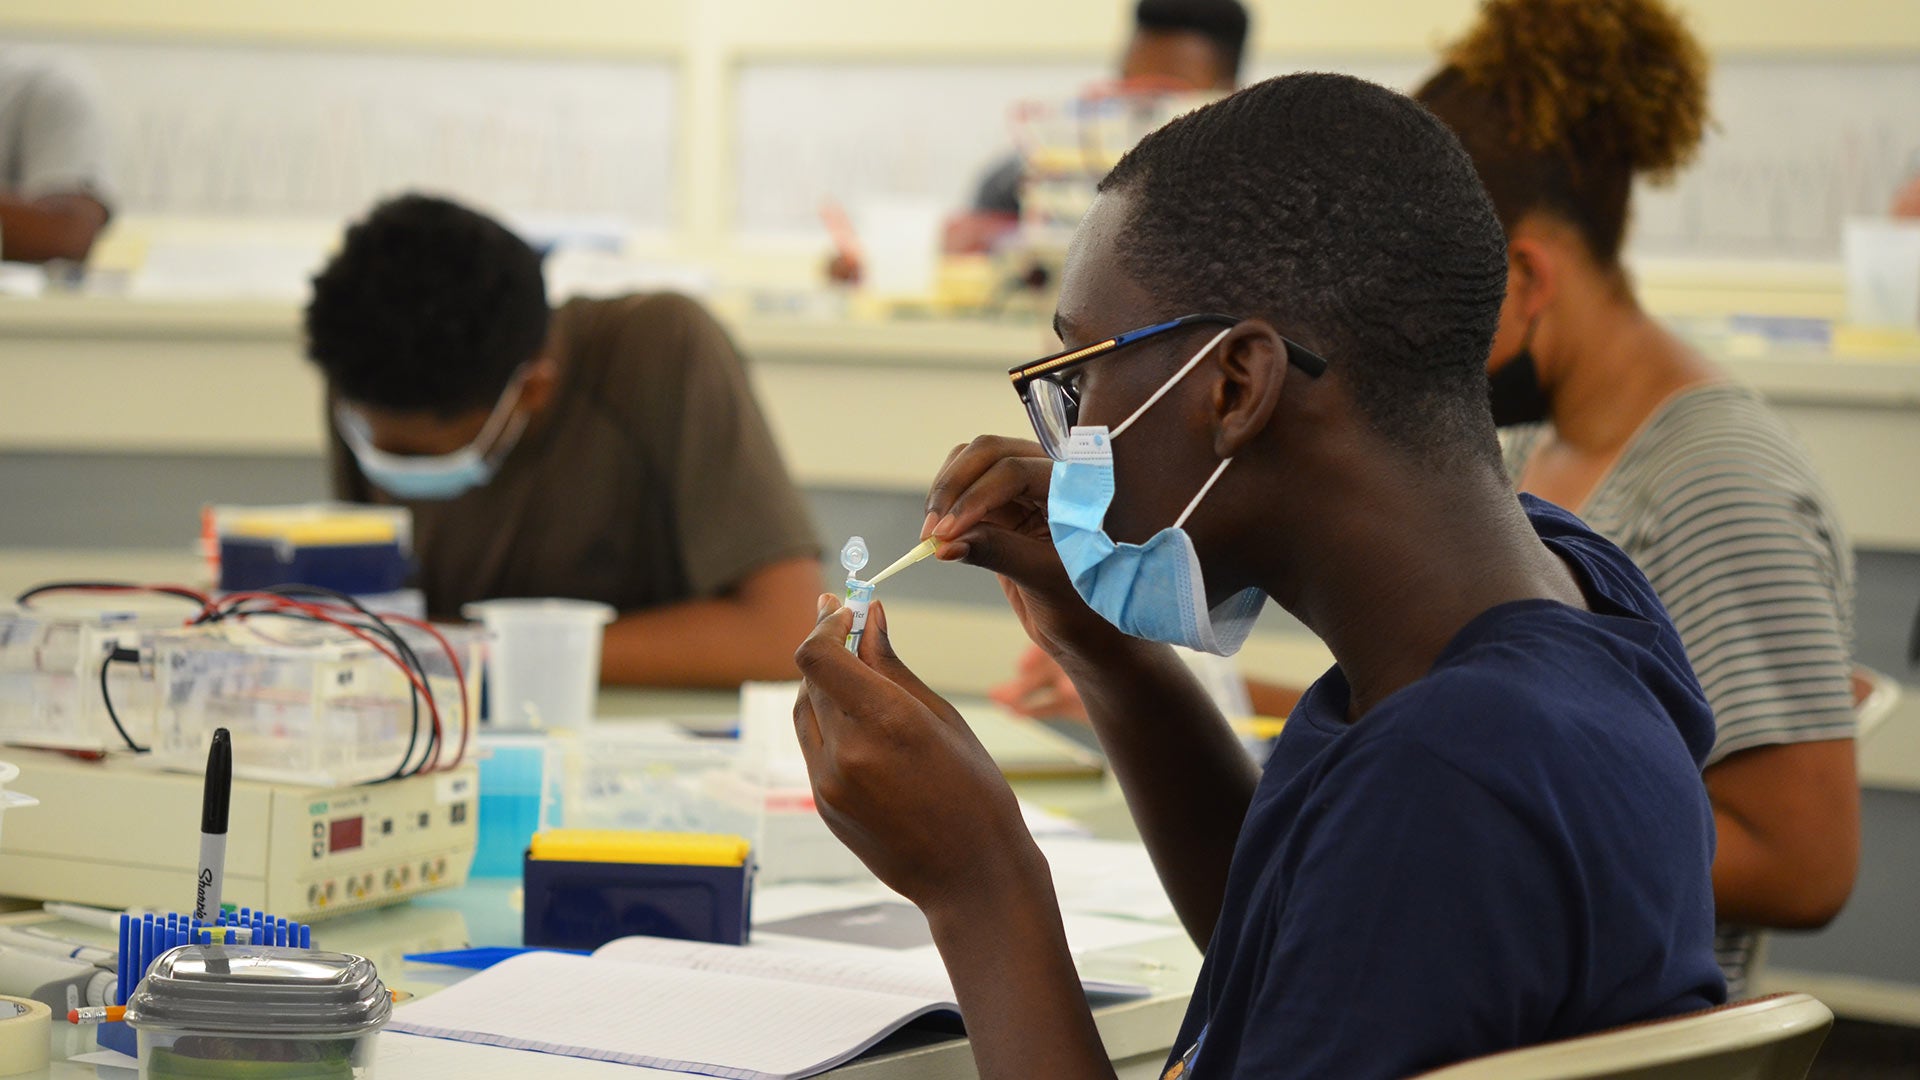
[125,945,392,1036]
[840,536,869,575]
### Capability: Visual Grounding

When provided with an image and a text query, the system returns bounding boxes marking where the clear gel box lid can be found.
[125,946,392,1036]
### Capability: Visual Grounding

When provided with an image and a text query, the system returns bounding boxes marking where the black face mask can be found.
[1487,348,1550,428]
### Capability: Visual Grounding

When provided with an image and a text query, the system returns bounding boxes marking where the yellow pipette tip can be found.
[865,537,941,586]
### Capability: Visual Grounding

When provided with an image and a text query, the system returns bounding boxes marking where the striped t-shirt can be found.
[1502,382,1856,996]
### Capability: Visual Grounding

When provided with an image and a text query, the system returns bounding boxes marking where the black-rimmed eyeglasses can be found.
[1008,313,1329,460]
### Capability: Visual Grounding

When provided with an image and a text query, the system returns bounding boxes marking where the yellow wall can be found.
[1,0,1915,56]
[3,0,1913,260]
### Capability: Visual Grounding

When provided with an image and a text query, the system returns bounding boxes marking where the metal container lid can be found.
[125,946,392,1036]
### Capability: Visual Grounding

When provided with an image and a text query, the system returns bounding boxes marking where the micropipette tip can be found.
[866,537,940,586]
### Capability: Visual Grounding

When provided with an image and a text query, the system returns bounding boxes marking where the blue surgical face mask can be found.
[1046,326,1266,656]
[336,375,530,501]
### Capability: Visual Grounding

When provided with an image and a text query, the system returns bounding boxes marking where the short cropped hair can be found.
[306,193,549,416]
[1099,73,1510,459]
[1135,0,1250,82]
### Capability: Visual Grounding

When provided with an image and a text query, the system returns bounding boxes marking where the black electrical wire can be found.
[209,584,447,781]
[257,585,443,780]
[15,579,443,781]
[100,647,148,753]
[16,581,209,610]
[205,606,432,783]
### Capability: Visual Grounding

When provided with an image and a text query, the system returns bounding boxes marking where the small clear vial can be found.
[844,580,876,653]
[841,536,873,652]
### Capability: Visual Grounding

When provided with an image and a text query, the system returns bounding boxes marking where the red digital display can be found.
[329,817,364,853]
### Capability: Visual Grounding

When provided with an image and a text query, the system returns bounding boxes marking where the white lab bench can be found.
[16,883,1202,1080]
[2,296,1918,550]
[20,876,1203,1080]
[0,535,1211,1076]
[2,670,1202,1080]
[4,540,1920,1048]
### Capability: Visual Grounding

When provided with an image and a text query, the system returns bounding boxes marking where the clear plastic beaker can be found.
[463,599,615,730]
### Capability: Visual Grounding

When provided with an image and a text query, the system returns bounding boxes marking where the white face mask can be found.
[336,374,530,501]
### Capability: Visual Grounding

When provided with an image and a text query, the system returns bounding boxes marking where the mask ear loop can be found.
[472,367,533,450]
[1109,325,1236,439]
[483,406,532,467]
[1174,457,1232,529]
[1104,324,1239,530]
[1513,316,1540,366]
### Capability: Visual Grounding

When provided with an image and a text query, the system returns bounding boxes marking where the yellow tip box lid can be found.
[224,517,400,546]
[528,829,750,867]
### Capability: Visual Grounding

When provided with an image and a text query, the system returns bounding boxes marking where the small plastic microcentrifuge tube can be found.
[844,579,875,653]
[841,536,873,652]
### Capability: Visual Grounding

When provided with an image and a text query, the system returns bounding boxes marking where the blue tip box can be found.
[522,830,753,950]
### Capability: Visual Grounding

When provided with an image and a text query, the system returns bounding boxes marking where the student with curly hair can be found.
[1416,0,1860,996]
[307,194,821,687]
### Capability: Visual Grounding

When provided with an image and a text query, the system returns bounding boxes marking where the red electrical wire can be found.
[376,613,473,771]
[210,592,444,776]
[218,593,440,760]
[218,594,474,773]
[259,602,472,771]
[15,580,473,777]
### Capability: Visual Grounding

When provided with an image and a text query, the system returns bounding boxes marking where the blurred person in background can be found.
[1416,0,1859,997]
[309,194,821,688]
[0,50,111,263]
[919,0,1251,265]
[1892,171,1920,218]
[968,0,1250,220]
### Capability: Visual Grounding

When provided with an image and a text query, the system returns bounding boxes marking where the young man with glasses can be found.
[789,74,1725,1078]
[309,194,821,687]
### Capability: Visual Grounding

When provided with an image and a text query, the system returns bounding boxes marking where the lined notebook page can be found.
[593,934,1154,1002]
[379,1032,685,1078]
[593,936,954,1000]
[389,951,957,1080]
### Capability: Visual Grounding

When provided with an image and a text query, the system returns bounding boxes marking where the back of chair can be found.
[1416,994,1834,1080]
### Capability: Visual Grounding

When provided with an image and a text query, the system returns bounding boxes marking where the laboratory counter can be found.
[0,544,1910,789]
[2,676,1205,1080]
[4,545,1920,1053]
[11,885,1203,1080]
[4,295,1920,549]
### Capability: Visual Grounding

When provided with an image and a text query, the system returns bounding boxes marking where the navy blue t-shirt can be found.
[1170,496,1726,1078]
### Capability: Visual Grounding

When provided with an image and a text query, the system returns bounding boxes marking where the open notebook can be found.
[391,935,1151,1080]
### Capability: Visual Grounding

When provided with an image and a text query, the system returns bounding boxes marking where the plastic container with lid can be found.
[124,945,391,1079]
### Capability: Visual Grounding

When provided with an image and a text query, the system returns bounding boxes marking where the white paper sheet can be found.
[390,951,956,1080]
[1038,837,1178,921]
[380,1031,687,1078]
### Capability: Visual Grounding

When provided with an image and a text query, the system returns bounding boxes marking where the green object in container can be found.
[148,1046,357,1079]
[126,945,389,1078]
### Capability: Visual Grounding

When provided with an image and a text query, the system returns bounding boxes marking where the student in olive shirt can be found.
[310,194,821,687]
